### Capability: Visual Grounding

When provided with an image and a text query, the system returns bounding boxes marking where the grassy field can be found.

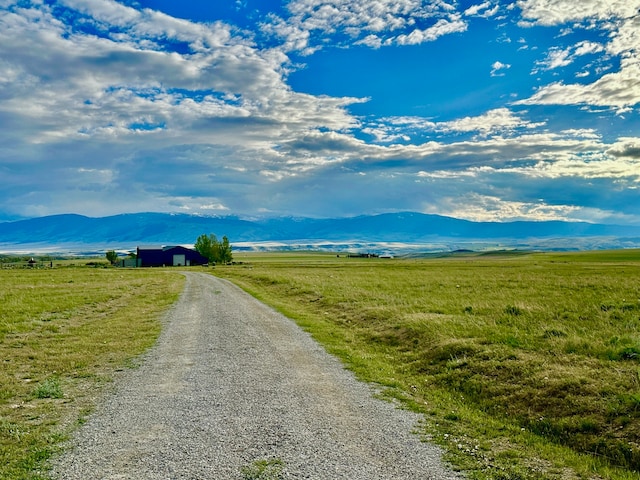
[215,250,640,479]
[0,265,184,480]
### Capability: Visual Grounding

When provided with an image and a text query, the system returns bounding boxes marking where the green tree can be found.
[195,233,214,263]
[194,233,233,264]
[194,234,209,254]
[220,235,233,264]
[211,236,222,264]
[105,250,118,265]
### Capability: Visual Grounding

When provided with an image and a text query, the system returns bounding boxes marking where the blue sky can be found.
[1,0,639,224]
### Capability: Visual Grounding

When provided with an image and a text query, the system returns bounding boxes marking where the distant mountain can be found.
[1,212,640,253]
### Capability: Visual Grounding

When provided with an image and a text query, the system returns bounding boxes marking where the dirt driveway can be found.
[51,272,463,479]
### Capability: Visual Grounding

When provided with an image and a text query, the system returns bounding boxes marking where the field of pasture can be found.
[215,250,640,479]
[0,265,184,479]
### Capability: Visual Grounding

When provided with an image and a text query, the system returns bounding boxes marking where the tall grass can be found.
[0,266,184,480]
[215,250,640,479]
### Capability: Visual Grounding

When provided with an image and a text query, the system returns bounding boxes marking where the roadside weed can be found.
[33,377,63,400]
[241,458,285,480]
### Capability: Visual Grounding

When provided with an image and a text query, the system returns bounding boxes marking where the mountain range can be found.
[1,212,640,254]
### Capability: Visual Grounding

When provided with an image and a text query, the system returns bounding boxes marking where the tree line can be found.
[194,233,233,264]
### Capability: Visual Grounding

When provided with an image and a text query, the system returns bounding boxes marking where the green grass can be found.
[241,458,285,480]
[32,378,63,400]
[214,249,640,479]
[0,266,184,480]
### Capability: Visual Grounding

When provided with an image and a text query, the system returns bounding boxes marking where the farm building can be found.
[136,246,208,267]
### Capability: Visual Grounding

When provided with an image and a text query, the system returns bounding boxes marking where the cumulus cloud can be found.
[533,41,605,72]
[252,121,640,200]
[517,0,638,26]
[0,1,366,149]
[574,41,605,57]
[409,135,640,224]
[490,61,511,76]
[366,108,544,142]
[262,0,469,52]
[395,16,467,45]
[438,108,545,134]
[199,203,230,212]
[464,2,499,18]
[517,64,640,112]
[374,131,633,187]
[281,130,370,155]
[430,189,638,225]
[607,138,640,158]
[441,193,584,222]
[0,0,375,218]
[517,0,640,110]
[536,47,573,70]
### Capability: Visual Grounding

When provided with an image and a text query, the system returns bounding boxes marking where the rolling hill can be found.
[1,212,639,253]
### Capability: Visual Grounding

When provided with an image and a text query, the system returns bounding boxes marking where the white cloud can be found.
[534,41,605,72]
[0,0,367,150]
[199,203,230,211]
[268,124,638,190]
[406,130,640,187]
[517,0,639,26]
[464,2,492,17]
[355,34,383,48]
[490,60,511,76]
[517,0,640,110]
[366,108,544,143]
[574,40,605,57]
[517,63,640,112]
[0,0,379,220]
[394,17,467,45]
[607,14,640,59]
[361,126,410,143]
[537,47,572,70]
[263,0,469,51]
[433,191,639,225]
[438,108,545,134]
[607,137,640,158]
[261,13,315,54]
[466,2,500,19]
[441,193,584,222]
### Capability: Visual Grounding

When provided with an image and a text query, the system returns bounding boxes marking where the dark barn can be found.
[136,246,208,267]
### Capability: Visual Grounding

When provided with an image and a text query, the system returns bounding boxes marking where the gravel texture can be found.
[51,272,464,479]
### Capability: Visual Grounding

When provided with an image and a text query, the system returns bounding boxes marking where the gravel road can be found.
[51,272,463,479]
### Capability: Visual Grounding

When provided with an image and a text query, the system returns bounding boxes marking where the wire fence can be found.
[1,260,55,269]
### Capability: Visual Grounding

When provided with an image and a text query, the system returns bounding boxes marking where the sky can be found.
[1,0,640,224]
